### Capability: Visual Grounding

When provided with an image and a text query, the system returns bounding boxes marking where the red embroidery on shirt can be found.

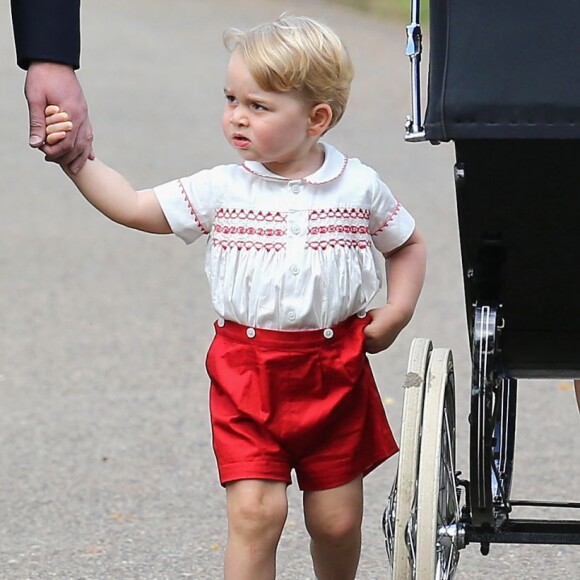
[215,209,286,223]
[214,225,286,237]
[241,165,290,182]
[309,225,370,236]
[309,208,370,221]
[306,208,372,251]
[212,209,287,252]
[209,206,377,252]
[372,201,401,235]
[212,239,285,252]
[303,154,348,185]
[178,179,209,234]
[306,239,372,250]
[241,152,348,184]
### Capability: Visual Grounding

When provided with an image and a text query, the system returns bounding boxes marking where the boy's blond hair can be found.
[224,15,354,130]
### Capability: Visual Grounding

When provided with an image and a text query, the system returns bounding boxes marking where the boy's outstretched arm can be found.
[45,106,171,235]
[364,229,427,353]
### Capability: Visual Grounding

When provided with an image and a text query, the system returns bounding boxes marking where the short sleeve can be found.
[369,172,416,254]
[153,169,217,244]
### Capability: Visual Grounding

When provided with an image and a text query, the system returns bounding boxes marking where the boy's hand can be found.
[45,105,73,146]
[364,304,408,354]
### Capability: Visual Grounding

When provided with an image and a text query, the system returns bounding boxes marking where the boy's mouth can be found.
[232,134,250,148]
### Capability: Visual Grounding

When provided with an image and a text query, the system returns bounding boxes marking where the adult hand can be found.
[25,61,94,174]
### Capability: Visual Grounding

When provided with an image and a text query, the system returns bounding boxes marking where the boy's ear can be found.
[308,103,333,136]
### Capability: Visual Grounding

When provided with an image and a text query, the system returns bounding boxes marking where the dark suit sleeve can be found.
[11,0,81,70]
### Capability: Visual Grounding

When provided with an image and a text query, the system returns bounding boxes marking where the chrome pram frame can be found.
[383,1,580,578]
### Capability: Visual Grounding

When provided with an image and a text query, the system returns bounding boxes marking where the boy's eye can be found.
[251,102,267,111]
[225,94,237,104]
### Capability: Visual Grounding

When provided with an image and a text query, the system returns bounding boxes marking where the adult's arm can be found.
[11,0,81,70]
[11,0,93,173]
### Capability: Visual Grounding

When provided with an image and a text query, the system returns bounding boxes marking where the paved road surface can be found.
[1,0,579,578]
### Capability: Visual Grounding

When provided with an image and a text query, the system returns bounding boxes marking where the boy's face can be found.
[222,50,317,177]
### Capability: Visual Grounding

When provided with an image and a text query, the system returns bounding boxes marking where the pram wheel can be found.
[491,377,517,514]
[416,348,463,579]
[384,338,432,579]
[469,305,517,527]
[469,305,497,526]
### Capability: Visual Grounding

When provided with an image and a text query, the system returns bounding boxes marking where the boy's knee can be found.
[227,484,288,540]
[306,510,361,545]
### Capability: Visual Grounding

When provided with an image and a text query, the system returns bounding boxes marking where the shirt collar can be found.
[242,143,348,185]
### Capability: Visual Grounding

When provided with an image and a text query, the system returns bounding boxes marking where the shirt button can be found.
[246,327,256,338]
[291,224,301,235]
[288,310,297,321]
[290,265,300,275]
[290,184,301,193]
[323,328,334,339]
[217,318,225,327]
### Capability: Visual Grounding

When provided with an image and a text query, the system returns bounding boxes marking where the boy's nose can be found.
[231,107,248,126]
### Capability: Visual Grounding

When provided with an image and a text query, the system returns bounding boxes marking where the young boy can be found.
[44,15,426,580]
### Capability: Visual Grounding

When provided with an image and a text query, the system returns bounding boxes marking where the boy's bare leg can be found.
[303,476,364,580]
[224,479,288,580]
[574,380,580,414]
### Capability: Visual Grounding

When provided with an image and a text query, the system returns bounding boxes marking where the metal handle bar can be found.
[404,0,426,142]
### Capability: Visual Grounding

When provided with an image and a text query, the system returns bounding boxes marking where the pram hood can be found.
[425,0,580,141]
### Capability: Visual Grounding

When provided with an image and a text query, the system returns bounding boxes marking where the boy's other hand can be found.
[364,305,408,354]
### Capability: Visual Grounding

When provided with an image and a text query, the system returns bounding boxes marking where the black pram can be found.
[383,1,580,578]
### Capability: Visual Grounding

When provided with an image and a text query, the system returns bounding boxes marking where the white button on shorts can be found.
[246,327,256,338]
[217,318,225,327]
[323,328,334,339]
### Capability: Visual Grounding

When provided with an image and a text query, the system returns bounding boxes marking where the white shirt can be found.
[154,143,415,331]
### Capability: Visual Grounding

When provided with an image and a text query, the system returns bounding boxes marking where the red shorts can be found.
[206,315,398,491]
